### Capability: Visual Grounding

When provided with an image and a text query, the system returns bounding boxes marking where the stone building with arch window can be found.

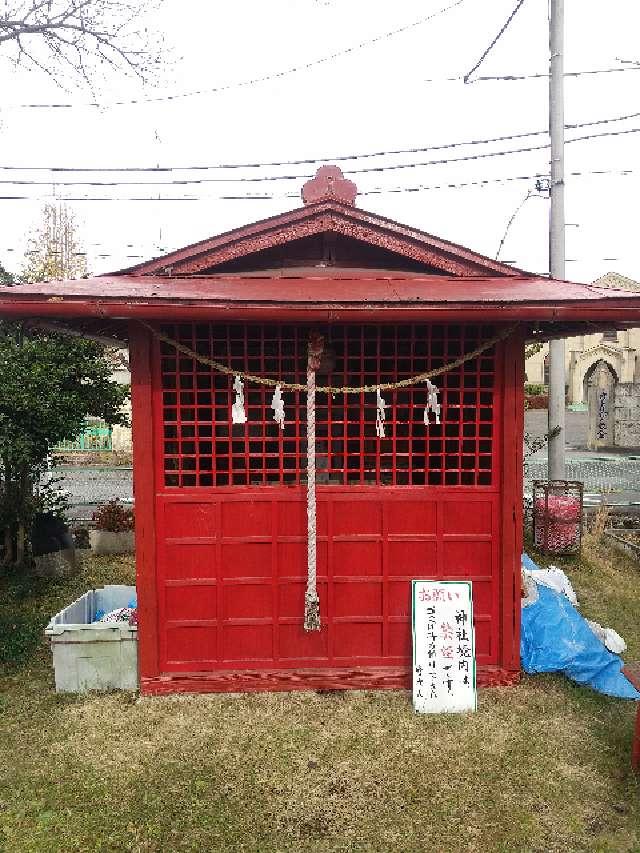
[526,272,640,407]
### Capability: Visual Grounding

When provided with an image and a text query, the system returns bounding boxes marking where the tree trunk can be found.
[15,466,32,567]
[15,523,24,566]
[1,454,13,565]
[0,458,35,568]
[1,527,11,566]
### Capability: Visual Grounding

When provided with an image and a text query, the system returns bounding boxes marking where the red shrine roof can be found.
[2,165,640,338]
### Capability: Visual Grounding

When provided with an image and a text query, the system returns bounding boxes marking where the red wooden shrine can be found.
[4,165,640,695]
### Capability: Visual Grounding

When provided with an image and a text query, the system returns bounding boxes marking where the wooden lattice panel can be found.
[158,323,498,489]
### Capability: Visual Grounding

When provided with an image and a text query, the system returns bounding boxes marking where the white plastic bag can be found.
[586,620,627,654]
[526,565,578,605]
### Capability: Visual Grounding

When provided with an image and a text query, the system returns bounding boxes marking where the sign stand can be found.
[412,580,477,714]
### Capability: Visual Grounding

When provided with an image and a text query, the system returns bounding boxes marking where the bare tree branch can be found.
[0,0,163,86]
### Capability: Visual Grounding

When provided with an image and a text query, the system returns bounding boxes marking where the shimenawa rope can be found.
[142,323,516,394]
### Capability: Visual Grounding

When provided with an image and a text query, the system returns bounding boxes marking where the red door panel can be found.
[156,491,500,672]
[151,323,505,679]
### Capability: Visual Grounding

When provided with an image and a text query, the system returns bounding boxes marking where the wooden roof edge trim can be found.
[15,318,634,347]
[0,271,570,293]
[106,200,527,279]
[331,206,528,276]
[159,214,518,278]
[106,201,351,275]
[4,299,640,324]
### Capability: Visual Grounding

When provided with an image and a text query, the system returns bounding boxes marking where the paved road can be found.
[55,409,640,517]
[523,408,640,501]
[51,465,133,520]
[525,409,588,450]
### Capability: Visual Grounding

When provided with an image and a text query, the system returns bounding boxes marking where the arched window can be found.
[583,359,618,403]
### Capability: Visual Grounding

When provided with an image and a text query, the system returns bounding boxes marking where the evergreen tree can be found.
[0,205,129,567]
[0,262,15,286]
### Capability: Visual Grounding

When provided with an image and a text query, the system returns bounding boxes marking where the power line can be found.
[462,66,640,83]
[1,245,628,266]
[0,125,637,187]
[0,165,636,203]
[1,63,637,112]
[463,0,527,83]
[16,250,625,264]
[0,127,554,171]
[0,195,275,202]
[495,190,546,259]
[356,166,640,195]
[1,109,637,175]
[506,259,624,272]
[0,0,467,112]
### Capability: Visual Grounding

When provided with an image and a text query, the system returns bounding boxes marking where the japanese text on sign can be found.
[412,580,477,714]
[597,389,608,441]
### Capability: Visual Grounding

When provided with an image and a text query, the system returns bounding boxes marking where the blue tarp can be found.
[521,563,640,700]
[521,553,539,573]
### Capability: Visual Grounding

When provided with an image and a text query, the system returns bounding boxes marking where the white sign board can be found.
[412,580,477,714]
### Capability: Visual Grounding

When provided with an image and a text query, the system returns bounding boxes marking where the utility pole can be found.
[548,0,566,479]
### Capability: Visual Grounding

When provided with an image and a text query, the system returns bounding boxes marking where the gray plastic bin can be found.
[45,585,138,693]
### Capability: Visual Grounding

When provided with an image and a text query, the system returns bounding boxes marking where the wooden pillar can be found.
[501,325,525,675]
[128,321,160,688]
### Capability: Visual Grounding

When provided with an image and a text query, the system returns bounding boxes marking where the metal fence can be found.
[53,419,112,453]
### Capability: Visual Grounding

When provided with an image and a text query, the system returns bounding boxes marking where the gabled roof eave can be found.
[108,200,528,279]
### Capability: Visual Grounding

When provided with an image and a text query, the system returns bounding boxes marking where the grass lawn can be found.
[0,539,639,852]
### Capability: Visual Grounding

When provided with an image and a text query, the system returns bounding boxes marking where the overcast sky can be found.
[0,0,639,282]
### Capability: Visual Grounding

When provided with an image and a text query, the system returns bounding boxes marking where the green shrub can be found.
[524,383,548,396]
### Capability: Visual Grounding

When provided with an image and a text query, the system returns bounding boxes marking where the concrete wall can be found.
[587,379,640,448]
[614,383,640,448]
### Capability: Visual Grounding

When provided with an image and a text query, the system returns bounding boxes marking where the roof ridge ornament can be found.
[301,165,357,207]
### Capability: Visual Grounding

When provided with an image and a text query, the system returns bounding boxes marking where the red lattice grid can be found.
[159,323,497,488]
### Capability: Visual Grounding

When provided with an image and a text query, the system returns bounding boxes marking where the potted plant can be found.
[89,500,135,555]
